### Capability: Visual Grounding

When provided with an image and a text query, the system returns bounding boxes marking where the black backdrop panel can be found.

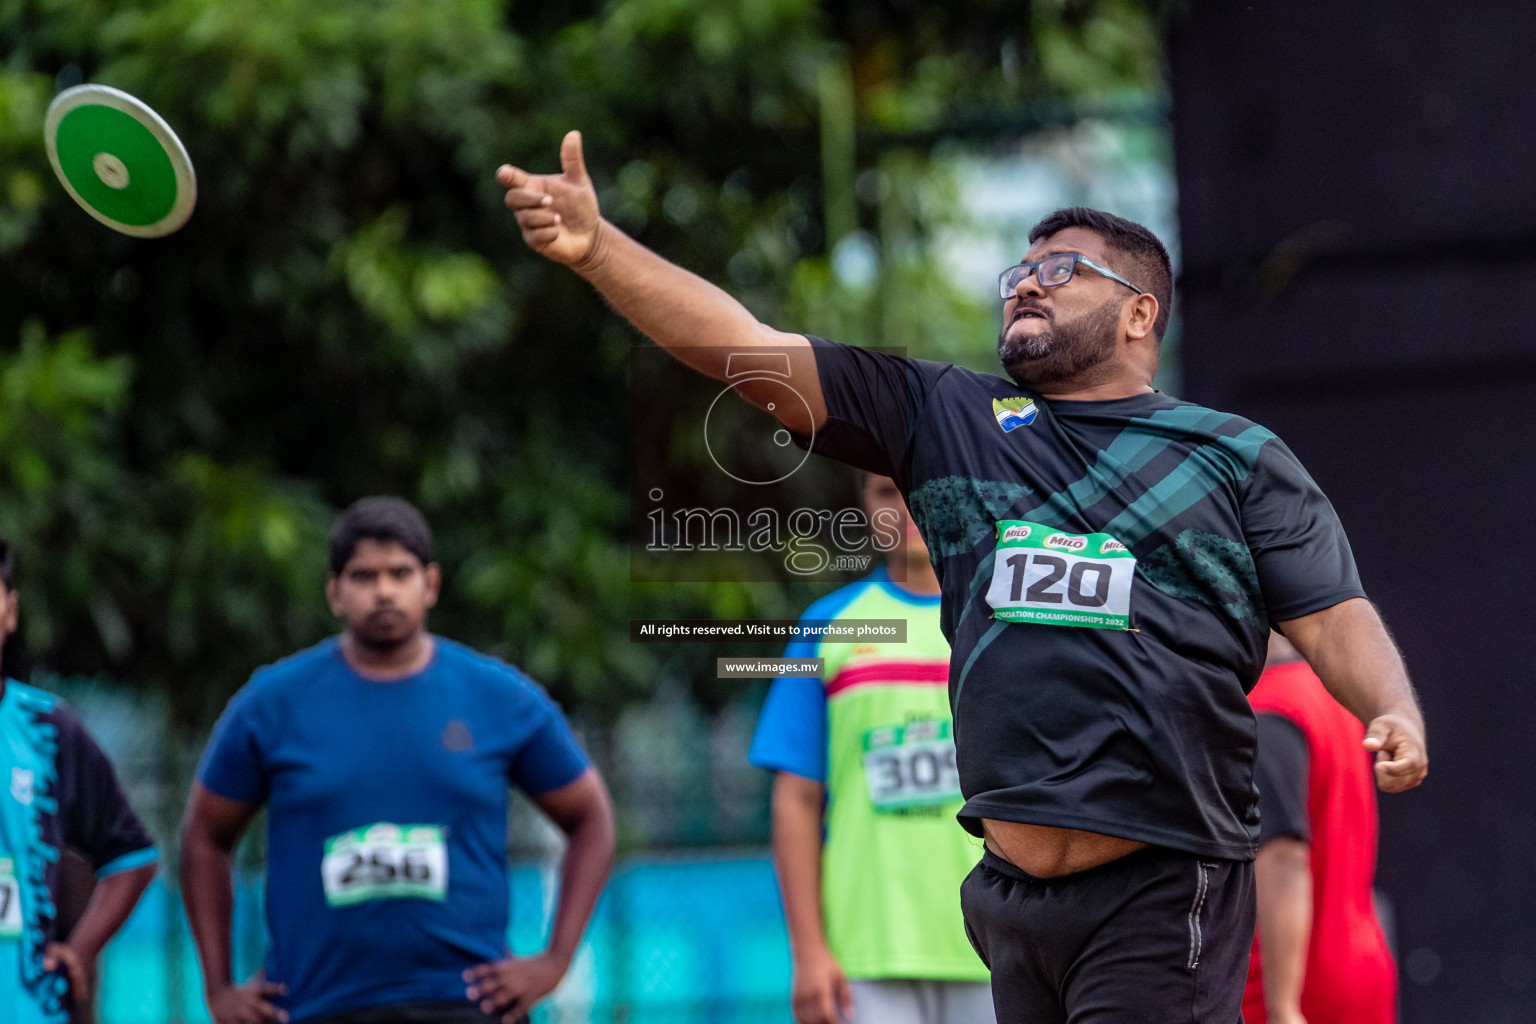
[1172,4,1536,1022]
[1219,367,1536,1024]
[1172,2,1536,271]
[1179,270,1536,414]
[1179,262,1536,400]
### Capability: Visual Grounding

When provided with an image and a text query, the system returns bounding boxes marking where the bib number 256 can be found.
[321,823,447,908]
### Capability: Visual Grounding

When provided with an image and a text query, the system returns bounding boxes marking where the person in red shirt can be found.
[1244,632,1398,1024]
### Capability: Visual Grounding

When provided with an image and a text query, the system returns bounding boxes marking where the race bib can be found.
[862,719,962,812]
[321,823,447,908]
[986,520,1136,629]
[0,856,21,939]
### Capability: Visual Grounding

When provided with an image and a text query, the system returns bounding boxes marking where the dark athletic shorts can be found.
[305,1002,525,1024]
[960,847,1255,1024]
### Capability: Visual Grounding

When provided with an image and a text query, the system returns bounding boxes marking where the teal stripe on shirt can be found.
[1102,425,1275,548]
[96,846,158,879]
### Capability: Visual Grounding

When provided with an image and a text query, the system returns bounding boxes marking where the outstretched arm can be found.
[497,131,826,436]
[1277,598,1427,792]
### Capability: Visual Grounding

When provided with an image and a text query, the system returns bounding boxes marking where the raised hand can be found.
[497,130,603,268]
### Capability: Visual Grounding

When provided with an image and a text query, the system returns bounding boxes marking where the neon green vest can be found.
[816,578,988,981]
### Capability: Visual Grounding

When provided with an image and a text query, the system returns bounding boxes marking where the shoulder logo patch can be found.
[442,720,474,753]
[993,397,1038,432]
[10,768,33,806]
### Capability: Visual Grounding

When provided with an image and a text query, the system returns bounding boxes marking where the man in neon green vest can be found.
[750,476,992,1024]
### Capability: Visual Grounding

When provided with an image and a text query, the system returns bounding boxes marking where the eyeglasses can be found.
[998,253,1145,300]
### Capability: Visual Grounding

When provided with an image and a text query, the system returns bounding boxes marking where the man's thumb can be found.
[1363,718,1391,752]
[560,130,588,184]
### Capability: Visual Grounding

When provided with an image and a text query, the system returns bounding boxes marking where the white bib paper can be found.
[0,857,21,939]
[862,719,962,812]
[985,520,1136,630]
[321,823,447,908]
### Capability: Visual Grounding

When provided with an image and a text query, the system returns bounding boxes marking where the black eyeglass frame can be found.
[997,252,1145,300]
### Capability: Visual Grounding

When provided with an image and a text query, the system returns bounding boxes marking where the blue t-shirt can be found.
[197,637,590,1022]
[0,682,157,1024]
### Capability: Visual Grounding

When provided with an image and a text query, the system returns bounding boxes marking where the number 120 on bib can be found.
[985,520,1136,630]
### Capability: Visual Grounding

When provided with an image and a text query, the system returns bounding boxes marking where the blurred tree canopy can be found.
[0,0,1165,727]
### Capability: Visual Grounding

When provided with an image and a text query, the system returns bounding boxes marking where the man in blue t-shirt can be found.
[180,498,615,1024]
[0,537,159,1024]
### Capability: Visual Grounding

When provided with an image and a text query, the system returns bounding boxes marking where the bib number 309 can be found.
[321,823,447,908]
[863,719,962,812]
[985,520,1135,630]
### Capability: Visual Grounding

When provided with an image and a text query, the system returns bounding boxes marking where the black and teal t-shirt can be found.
[0,682,158,1024]
[797,337,1364,860]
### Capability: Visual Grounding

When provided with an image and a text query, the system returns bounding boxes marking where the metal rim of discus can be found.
[44,84,197,238]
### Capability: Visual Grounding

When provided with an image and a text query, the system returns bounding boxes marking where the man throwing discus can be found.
[181,498,614,1024]
[497,133,1427,1024]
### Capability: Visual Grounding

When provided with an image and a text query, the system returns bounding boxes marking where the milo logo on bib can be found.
[986,520,1137,629]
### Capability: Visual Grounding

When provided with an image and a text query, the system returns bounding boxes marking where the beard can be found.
[348,608,417,652]
[997,296,1122,389]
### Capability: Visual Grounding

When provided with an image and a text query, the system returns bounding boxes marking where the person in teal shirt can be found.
[0,537,159,1024]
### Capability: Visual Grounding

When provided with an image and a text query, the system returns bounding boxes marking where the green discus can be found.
[44,84,197,238]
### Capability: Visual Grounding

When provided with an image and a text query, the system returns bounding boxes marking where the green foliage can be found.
[0,0,1164,724]
[1029,0,1164,95]
[0,322,135,653]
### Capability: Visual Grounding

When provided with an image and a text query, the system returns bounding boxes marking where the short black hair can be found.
[0,538,12,589]
[1027,207,1173,342]
[329,497,434,575]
